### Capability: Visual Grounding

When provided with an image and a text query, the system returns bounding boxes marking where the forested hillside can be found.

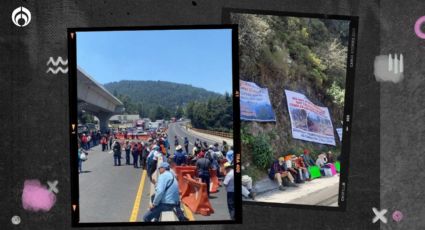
[104,80,221,120]
[104,81,233,132]
[232,13,349,180]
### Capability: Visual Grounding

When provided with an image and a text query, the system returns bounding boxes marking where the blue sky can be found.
[76,29,232,94]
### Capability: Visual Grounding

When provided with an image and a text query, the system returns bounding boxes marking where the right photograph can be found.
[227,9,357,208]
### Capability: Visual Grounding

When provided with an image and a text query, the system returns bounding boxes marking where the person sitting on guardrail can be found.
[242,175,255,200]
[301,149,316,167]
[196,152,212,197]
[223,162,235,220]
[293,155,311,182]
[268,157,298,191]
[173,145,187,166]
[143,162,187,222]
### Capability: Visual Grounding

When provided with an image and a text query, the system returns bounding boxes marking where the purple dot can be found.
[392,210,403,222]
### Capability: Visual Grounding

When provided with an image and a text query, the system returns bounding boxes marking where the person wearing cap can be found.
[301,149,316,167]
[268,157,297,190]
[223,162,235,220]
[143,162,183,222]
[196,152,212,197]
[241,175,255,200]
[173,145,187,166]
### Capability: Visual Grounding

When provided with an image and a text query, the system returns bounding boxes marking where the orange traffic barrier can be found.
[178,169,196,194]
[209,169,220,193]
[174,166,196,193]
[181,174,214,216]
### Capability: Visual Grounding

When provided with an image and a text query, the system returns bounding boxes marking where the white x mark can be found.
[372,207,387,224]
[47,180,59,194]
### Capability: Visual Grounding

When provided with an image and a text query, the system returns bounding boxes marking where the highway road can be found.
[78,124,232,223]
[167,121,231,156]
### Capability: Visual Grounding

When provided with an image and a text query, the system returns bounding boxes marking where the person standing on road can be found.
[143,162,187,222]
[147,145,162,182]
[174,136,179,147]
[173,145,187,166]
[194,138,201,149]
[196,154,212,197]
[125,141,131,165]
[108,135,113,150]
[141,143,150,170]
[223,162,235,220]
[77,142,88,173]
[221,141,229,155]
[113,141,122,166]
[184,137,189,154]
[131,142,139,168]
[226,146,234,165]
[101,135,107,151]
[81,134,88,150]
[138,142,145,168]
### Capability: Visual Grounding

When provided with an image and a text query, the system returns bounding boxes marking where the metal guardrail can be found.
[189,127,233,139]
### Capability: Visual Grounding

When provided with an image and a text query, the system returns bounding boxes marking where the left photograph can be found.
[68,25,240,226]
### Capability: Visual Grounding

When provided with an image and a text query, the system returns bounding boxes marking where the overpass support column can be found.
[96,112,113,133]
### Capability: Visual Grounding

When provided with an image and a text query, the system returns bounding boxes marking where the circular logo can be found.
[11,215,21,225]
[11,6,31,27]
[392,210,403,222]
[414,16,425,39]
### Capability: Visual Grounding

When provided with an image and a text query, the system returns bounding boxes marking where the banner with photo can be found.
[240,80,276,122]
[285,90,336,146]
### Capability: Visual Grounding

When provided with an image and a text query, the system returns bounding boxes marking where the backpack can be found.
[268,161,277,180]
[175,151,185,165]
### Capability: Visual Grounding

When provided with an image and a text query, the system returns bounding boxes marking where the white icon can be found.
[372,207,388,224]
[374,53,404,83]
[388,54,403,74]
[11,7,31,27]
[46,57,68,74]
[47,180,59,194]
[11,215,21,225]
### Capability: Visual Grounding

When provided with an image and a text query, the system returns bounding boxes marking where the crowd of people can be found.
[77,129,236,221]
[268,149,338,191]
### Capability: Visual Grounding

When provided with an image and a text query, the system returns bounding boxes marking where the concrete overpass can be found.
[77,67,124,132]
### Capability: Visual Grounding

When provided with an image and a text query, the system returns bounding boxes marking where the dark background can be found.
[0,0,419,229]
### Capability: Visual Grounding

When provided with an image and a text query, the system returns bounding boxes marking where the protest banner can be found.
[285,90,336,146]
[240,80,276,122]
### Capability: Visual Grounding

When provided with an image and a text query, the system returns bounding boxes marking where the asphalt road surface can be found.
[167,121,229,156]
[78,128,231,223]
